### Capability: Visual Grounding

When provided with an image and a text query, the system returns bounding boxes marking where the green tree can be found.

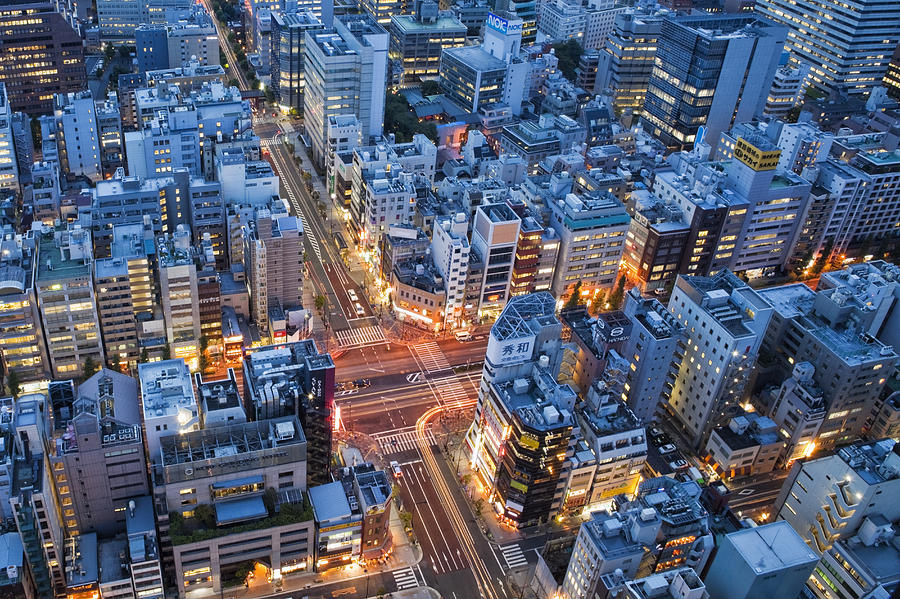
[6,370,20,398]
[383,92,438,143]
[563,281,583,310]
[118,45,131,59]
[199,334,209,353]
[228,77,239,88]
[552,39,584,80]
[104,44,116,62]
[314,295,326,311]
[140,348,149,363]
[420,80,442,96]
[589,290,607,314]
[198,353,210,373]
[162,344,171,360]
[81,355,99,382]
[265,88,276,104]
[608,274,627,310]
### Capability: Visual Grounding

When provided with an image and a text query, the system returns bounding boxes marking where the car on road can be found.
[669,459,688,470]
[353,378,370,388]
[658,443,677,454]
[348,289,358,301]
[390,461,402,478]
[454,330,472,342]
[355,302,365,316]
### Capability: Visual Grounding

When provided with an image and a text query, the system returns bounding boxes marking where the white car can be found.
[390,461,402,478]
[355,303,365,316]
[348,289,358,301]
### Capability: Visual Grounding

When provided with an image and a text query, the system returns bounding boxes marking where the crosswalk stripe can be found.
[392,567,419,590]
[413,342,451,372]
[336,325,387,348]
[372,430,437,454]
[499,544,527,569]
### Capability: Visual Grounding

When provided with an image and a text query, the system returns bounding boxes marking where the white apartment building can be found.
[138,358,200,461]
[620,289,686,423]
[774,439,900,554]
[666,270,773,447]
[471,202,521,319]
[431,212,471,330]
[50,90,102,182]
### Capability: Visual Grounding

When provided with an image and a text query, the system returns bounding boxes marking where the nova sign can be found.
[487,12,522,34]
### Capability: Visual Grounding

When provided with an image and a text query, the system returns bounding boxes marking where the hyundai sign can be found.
[487,12,522,34]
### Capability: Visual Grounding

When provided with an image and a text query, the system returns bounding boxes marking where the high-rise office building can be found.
[304,14,388,168]
[94,222,156,370]
[756,280,898,450]
[0,84,17,192]
[885,44,900,100]
[390,1,466,84]
[756,0,900,97]
[157,227,203,368]
[666,271,773,447]
[641,14,786,150]
[549,191,630,299]
[0,0,85,114]
[620,289,686,423]
[271,12,325,111]
[48,90,102,182]
[439,11,529,115]
[596,10,664,115]
[97,0,191,40]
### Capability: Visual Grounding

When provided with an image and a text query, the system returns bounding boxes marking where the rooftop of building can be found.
[634,476,708,529]
[394,259,444,295]
[491,367,576,432]
[579,388,643,437]
[834,517,900,586]
[138,359,196,419]
[725,521,818,573]
[339,12,388,40]
[492,292,558,342]
[196,371,242,413]
[672,13,784,38]
[442,44,507,71]
[711,412,780,451]
[309,480,356,523]
[622,568,707,599]
[36,224,92,282]
[244,340,333,390]
[98,536,129,584]
[626,289,684,340]
[159,416,306,468]
[65,532,98,588]
[677,270,769,339]
[391,13,466,32]
[835,439,899,486]
[582,510,649,560]
[348,463,392,509]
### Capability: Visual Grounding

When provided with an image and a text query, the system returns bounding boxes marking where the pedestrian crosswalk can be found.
[499,543,528,569]
[336,325,386,348]
[392,567,419,590]
[372,428,437,454]
[413,342,451,372]
[430,374,476,410]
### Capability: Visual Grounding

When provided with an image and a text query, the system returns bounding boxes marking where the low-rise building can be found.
[153,417,311,596]
[704,412,782,478]
[705,521,818,599]
[139,359,200,462]
[310,480,362,570]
